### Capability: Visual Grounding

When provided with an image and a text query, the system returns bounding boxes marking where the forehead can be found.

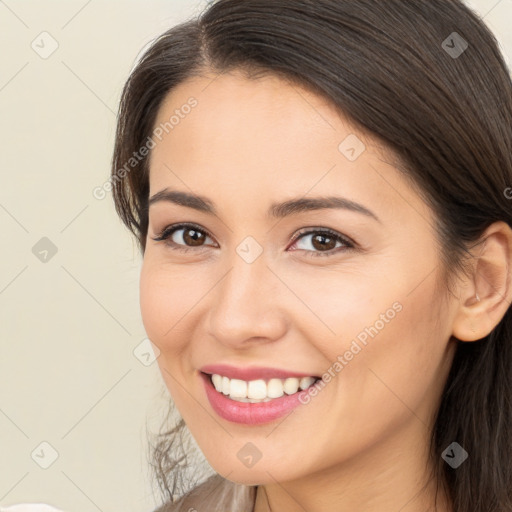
[151,71,346,161]
[147,70,430,225]
[150,69,374,163]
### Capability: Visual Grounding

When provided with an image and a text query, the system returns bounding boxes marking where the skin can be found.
[139,69,512,512]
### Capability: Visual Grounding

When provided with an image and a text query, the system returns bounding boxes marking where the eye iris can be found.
[183,228,206,246]
[311,233,336,251]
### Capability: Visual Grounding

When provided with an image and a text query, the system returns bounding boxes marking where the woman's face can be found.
[140,70,459,485]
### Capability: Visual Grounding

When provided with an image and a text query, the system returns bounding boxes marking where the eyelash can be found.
[151,222,355,258]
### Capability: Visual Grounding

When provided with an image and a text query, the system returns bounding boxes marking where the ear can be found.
[451,221,512,342]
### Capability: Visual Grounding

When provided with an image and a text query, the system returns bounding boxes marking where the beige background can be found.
[1,1,511,511]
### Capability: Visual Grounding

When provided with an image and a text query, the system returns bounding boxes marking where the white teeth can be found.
[247,380,267,399]
[299,376,316,390]
[222,376,230,395]
[283,378,300,395]
[212,374,222,392]
[208,373,318,401]
[229,379,248,398]
[267,378,284,398]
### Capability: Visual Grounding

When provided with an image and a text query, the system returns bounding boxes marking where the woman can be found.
[5,0,511,511]
[111,0,512,511]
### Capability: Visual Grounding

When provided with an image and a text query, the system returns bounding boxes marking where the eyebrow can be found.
[147,188,380,223]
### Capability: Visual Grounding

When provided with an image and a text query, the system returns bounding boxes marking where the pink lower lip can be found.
[200,372,308,425]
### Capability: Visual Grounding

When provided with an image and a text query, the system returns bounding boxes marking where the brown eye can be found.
[310,233,338,251]
[152,223,216,251]
[290,228,355,258]
[181,228,207,246]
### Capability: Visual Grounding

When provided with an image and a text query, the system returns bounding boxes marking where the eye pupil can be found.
[312,234,336,251]
[183,229,205,246]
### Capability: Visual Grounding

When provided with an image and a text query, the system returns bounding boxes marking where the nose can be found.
[206,251,288,349]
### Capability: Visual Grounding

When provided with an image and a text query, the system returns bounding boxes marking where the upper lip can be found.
[200,364,320,381]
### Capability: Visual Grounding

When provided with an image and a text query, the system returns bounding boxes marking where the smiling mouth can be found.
[202,371,321,403]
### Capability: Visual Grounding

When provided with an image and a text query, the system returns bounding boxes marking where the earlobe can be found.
[451,221,512,342]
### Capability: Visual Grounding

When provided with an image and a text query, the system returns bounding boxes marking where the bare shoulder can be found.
[153,474,256,512]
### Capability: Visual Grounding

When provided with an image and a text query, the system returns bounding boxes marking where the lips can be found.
[200,363,320,381]
[198,363,322,424]
[200,371,313,424]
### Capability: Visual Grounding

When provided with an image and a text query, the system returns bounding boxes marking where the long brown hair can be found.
[111,1,512,510]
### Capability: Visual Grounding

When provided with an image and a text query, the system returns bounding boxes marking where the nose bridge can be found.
[206,247,286,345]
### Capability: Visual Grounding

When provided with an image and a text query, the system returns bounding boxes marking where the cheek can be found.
[276,262,398,356]
[293,259,449,419]
[335,276,449,426]
[139,261,198,403]
[140,263,164,342]
[139,260,190,352]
